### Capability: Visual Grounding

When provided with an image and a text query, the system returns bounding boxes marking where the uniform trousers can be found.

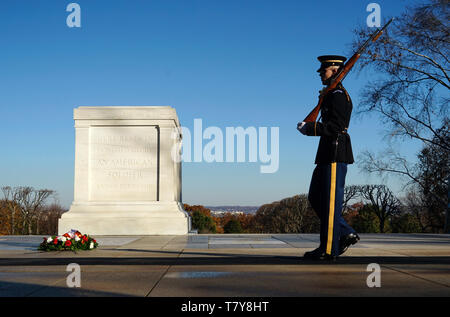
[308,162,355,256]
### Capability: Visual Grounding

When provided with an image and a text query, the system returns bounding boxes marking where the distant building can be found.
[210,210,244,217]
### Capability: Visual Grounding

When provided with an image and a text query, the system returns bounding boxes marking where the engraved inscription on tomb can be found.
[89,126,158,201]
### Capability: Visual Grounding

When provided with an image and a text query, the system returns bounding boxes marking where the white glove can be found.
[297,122,307,135]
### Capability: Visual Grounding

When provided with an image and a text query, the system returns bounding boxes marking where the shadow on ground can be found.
[0,280,134,297]
[1,255,450,266]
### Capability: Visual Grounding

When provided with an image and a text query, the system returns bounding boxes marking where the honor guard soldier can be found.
[297,55,360,261]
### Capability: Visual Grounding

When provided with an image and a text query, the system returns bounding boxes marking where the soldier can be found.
[297,55,360,261]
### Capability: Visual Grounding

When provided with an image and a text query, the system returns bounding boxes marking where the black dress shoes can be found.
[339,233,360,255]
[303,248,337,262]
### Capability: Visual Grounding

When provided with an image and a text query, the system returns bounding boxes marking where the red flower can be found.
[53,238,58,245]
[82,235,88,242]
[65,240,72,247]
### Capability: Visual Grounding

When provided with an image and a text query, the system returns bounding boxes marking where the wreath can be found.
[39,229,98,251]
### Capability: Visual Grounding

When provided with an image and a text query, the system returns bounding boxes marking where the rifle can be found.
[303,18,394,123]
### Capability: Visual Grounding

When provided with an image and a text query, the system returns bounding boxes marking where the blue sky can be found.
[0,0,421,208]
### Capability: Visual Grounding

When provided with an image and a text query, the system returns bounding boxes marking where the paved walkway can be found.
[0,234,449,297]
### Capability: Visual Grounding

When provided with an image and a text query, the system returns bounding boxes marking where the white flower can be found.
[89,242,94,249]
[68,229,79,239]
[75,236,80,242]
[46,237,53,243]
[59,236,66,242]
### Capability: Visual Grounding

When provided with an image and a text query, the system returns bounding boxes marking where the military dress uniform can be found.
[299,55,359,260]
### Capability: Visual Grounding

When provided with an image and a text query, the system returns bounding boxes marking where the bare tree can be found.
[351,0,449,231]
[253,195,319,233]
[1,186,55,235]
[35,203,65,235]
[359,185,402,233]
[343,185,362,213]
[1,186,20,235]
[402,187,430,232]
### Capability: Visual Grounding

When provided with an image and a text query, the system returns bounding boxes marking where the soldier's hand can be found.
[297,122,307,135]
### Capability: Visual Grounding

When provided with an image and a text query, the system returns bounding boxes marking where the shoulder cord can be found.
[314,114,322,136]
[336,83,351,133]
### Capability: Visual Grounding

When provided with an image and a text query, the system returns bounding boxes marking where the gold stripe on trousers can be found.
[326,162,337,255]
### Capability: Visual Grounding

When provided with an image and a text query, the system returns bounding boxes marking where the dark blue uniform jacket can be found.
[303,86,354,164]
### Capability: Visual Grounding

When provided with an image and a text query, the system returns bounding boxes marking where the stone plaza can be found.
[0,233,449,297]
